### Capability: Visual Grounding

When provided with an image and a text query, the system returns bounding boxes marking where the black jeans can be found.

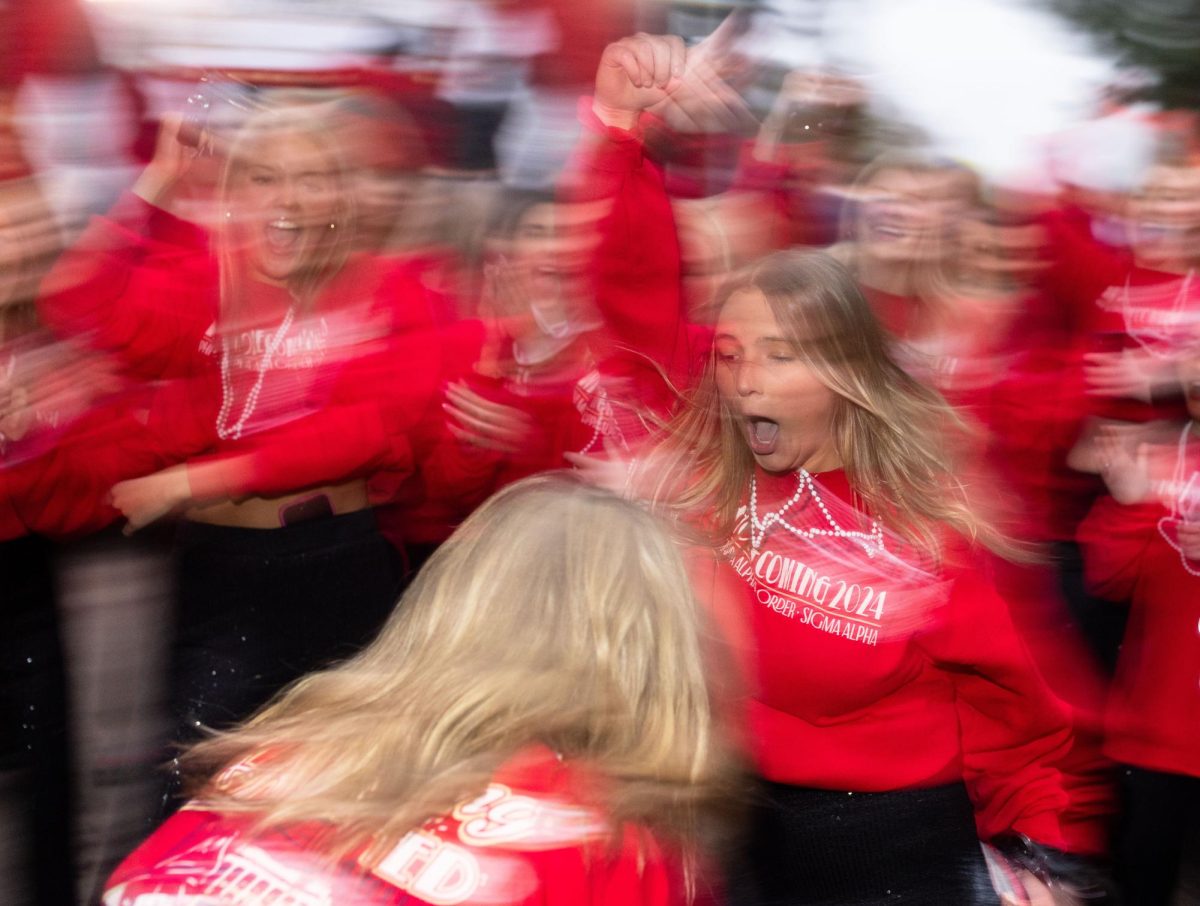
[0,535,77,906]
[1116,765,1200,905]
[726,779,999,906]
[161,511,402,806]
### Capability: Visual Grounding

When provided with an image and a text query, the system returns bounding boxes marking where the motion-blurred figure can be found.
[102,475,740,906]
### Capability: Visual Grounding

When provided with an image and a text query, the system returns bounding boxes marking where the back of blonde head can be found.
[183,474,739,865]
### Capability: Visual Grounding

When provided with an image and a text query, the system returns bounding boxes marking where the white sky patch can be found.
[758,0,1121,186]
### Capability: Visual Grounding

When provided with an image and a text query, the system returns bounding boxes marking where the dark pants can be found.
[162,511,402,807]
[1054,540,1128,676]
[0,535,77,906]
[726,779,999,906]
[1116,765,1200,905]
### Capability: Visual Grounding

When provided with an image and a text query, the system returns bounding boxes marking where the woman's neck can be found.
[857,255,918,298]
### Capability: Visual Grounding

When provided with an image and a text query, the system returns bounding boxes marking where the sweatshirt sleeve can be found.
[566,99,694,401]
[187,320,446,502]
[1076,494,1160,602]
[919,560,1112,855]
[37,191,216,379]
[7,392,191,539]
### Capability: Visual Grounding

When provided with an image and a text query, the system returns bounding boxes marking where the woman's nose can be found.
[274,179,299,209]
[734,360,762,396]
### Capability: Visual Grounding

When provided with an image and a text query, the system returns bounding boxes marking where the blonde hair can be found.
[647,249,1022,561]
[215,94,358,318]
[182,474,741,871]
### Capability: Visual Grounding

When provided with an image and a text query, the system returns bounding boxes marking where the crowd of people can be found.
[1,3,1199,905]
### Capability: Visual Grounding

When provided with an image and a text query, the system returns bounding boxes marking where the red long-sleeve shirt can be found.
[36,192,442,504]
[711,466,1111,855]
[383,100,703,543]
[1077,434,1200,778]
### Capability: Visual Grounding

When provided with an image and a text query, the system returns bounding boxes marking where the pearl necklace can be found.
[749,469,885,559]
[216,306,295,441]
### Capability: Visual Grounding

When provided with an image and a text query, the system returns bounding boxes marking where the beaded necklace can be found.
[1158,421,1200,578]
[215,306,295,441]
[749,468,885,559]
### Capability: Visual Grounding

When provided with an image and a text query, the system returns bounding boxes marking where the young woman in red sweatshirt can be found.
[36,93,443,805]
[588,32,1114,905]
[1077,348,1200,905]
[102,475,740,906]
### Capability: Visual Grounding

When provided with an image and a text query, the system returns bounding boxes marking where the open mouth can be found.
[745,416,780,456]
[264,218,303,256]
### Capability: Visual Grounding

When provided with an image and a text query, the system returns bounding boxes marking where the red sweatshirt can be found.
[384,100,703,544]
[1076,426,1200,778]
[712,466,1111,855]
[1078,264,1194,425]
[37,192,442,504]
[103,746,684,906]
[0,336,164,539]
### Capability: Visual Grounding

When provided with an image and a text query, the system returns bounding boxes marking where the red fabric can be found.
[1077,264,1194,425]
[1077,455,1200,778]
[104,747,683,906]
[2,400,164,539]
[36,194,443,503]
[566,97,697,400]
[39,192,217,380]
[0,338,161,540]
[380,102,702,546]
[714,466,1112,854]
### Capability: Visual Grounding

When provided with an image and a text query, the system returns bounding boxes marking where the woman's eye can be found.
[250,174,274,186]
[768,352,796,363]
[716,351,740,363]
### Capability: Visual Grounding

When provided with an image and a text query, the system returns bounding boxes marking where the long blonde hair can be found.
[215,94,358,319]
[647,249,1021,561]
[182,474,740,869]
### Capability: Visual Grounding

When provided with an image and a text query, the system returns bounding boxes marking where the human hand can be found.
[1178,520,1200,559]
[1095,426,1154,505]
[131,113,208,209]
[0,371,33,446]
[443,381,535,455]
[1017,871,1067,905]
[593,20,755,134]
[563,435,635,496]
[1083,348,1172,401]
[111,465,193,534]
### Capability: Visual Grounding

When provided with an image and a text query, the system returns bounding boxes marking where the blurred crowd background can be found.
[2,0,1200,903]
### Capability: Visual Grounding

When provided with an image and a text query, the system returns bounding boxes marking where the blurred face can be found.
[346,119,419,251]
[508,201,603,300]
[858,167,962,266]
[958,217,1048,290]
[228,130,341,285]
[1127,165,1200,270]
[714,288,840,474]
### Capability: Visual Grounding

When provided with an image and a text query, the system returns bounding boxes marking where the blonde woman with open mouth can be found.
[585,29,1116,906]
[38,89,440,812]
